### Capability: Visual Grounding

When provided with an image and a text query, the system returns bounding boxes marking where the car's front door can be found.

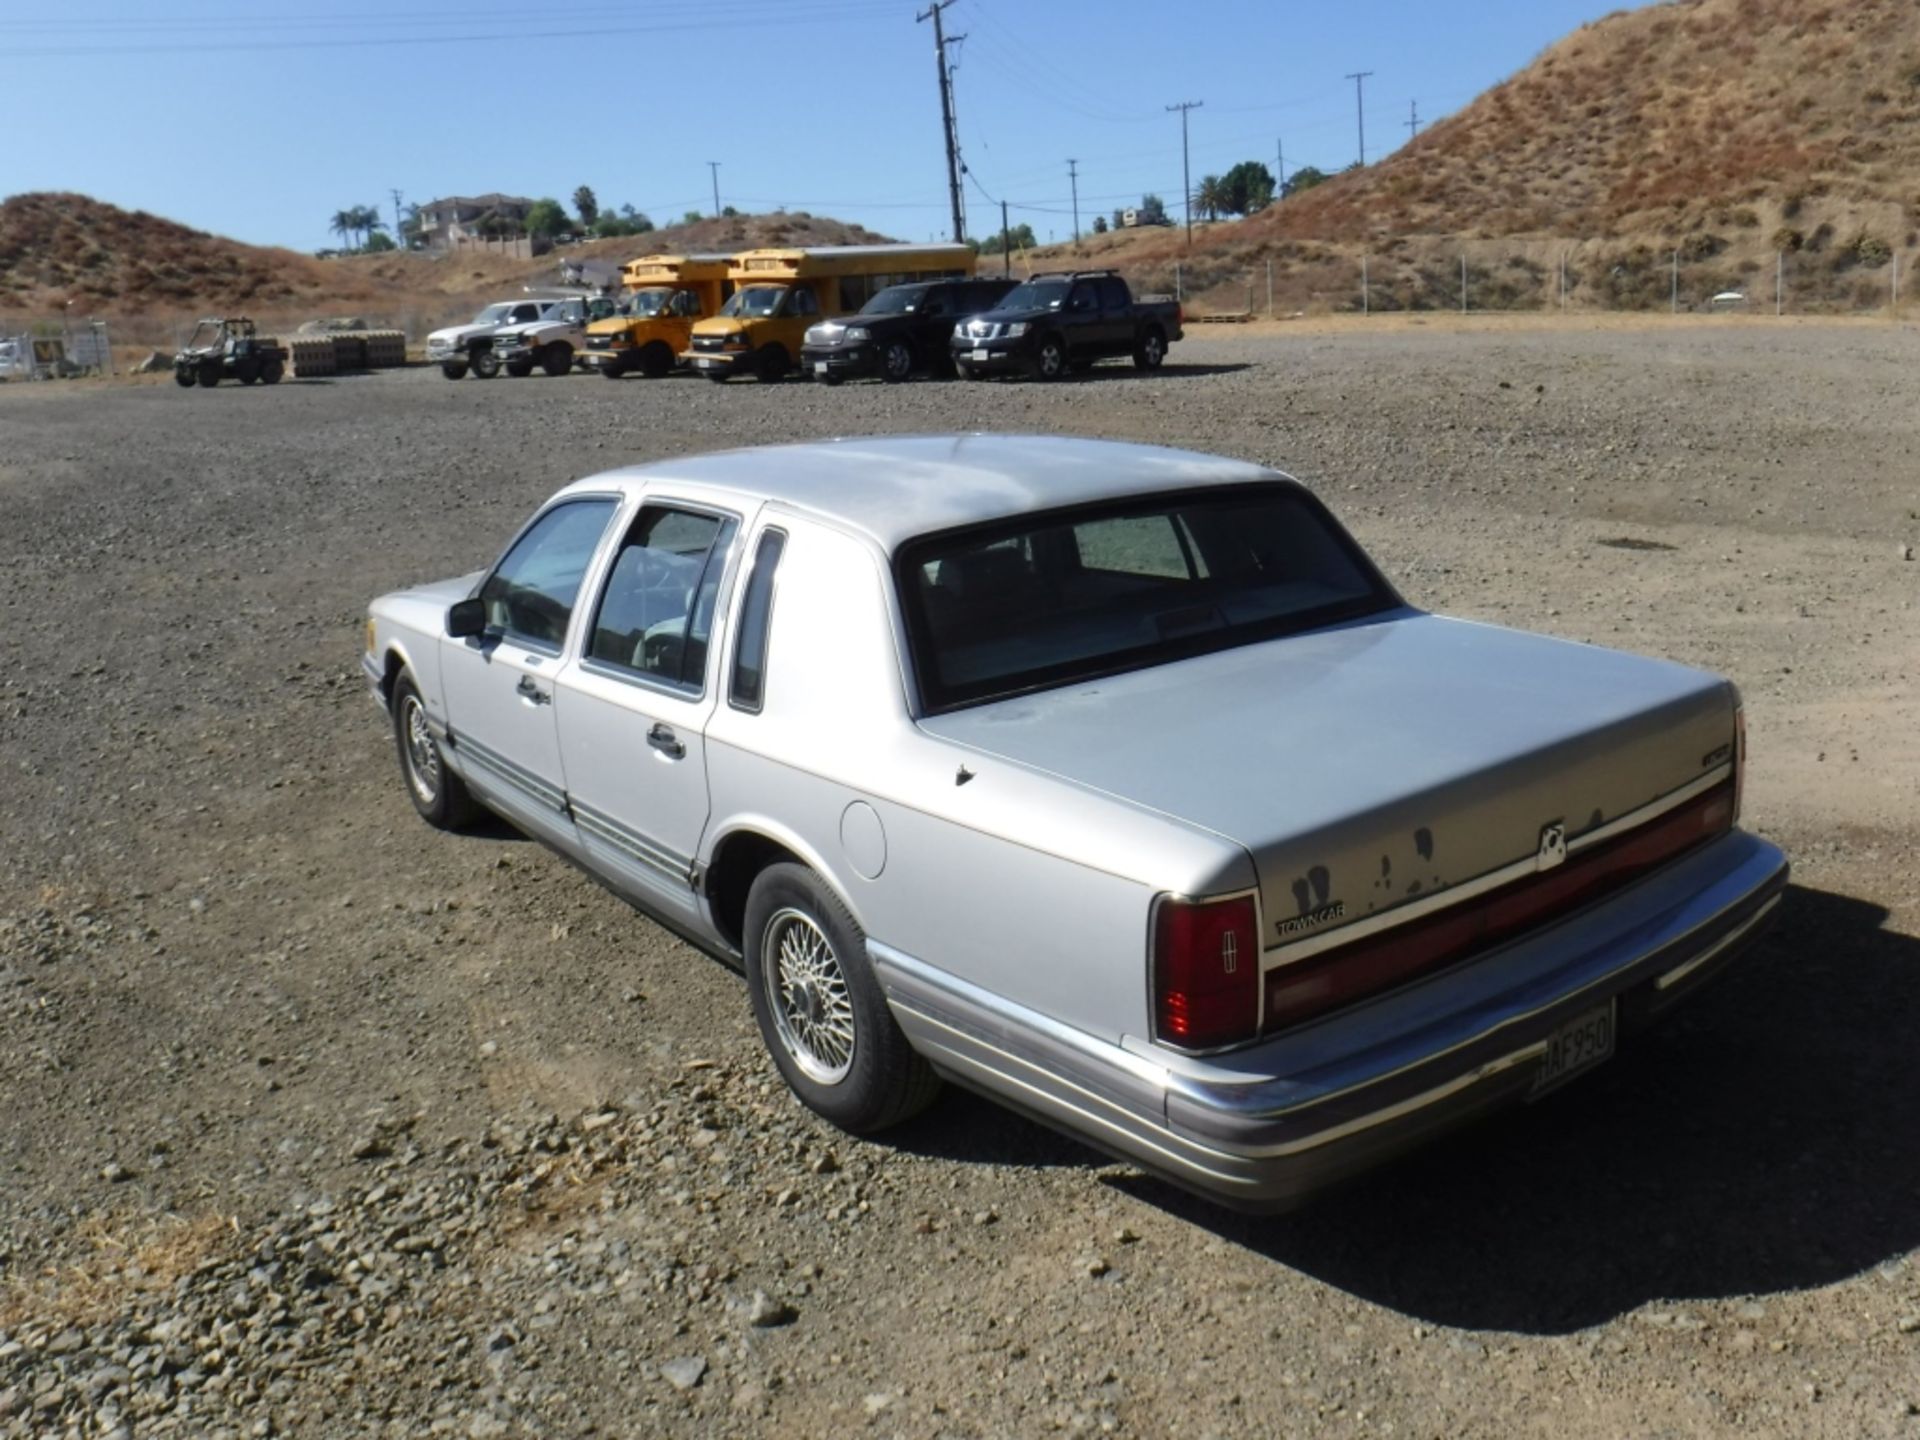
[555,501,745,919]
[438,495,622,843]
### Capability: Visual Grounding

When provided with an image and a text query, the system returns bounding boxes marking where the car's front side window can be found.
[477,498,620,650]
[588,506,740,690]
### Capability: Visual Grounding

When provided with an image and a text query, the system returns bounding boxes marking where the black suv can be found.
[801,277,1015,383]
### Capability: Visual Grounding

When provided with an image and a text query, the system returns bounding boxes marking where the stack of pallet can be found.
[284,336,338,378]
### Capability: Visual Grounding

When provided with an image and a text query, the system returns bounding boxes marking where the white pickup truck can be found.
[425,299,555,380]
[488,295,618,379]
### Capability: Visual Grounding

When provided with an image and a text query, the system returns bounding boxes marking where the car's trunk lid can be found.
[917,612,1735,951]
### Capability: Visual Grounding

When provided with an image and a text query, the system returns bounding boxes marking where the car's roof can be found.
[559,434,1286,553]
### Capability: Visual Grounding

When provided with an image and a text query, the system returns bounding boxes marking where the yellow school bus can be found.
[579,254,735,379]
[683,243,975,383]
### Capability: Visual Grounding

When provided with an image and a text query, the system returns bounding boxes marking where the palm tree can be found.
[329,209,356,251]
[1194,175,1227,223]
[347,205,384,251]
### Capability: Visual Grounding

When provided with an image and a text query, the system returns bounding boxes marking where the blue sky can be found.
[4,0,1657,251]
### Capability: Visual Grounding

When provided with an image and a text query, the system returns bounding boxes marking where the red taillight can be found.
[1153,894,1259,1050]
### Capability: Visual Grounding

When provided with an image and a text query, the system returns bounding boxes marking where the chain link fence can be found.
[1129,237,1909,320]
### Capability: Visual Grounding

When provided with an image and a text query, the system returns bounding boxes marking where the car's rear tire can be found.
[599,356,627,379]
[440,361,468,380]
[956,361,982,381]
[1133,327,1166,370]
[1031,335,1067,380]
[744,862,939,1133]
[541,342,572,377]
[505,357,535,378]
[392,674,482,831]
[261,360,285,384]
[639,341,675,378]
[879,339,914,383]
[199,361,222,388]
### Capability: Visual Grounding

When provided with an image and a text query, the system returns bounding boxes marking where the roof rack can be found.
[1025,268,1122,280]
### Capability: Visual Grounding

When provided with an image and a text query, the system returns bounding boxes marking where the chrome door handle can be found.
[515,675,550,705]
[647,722,684,759]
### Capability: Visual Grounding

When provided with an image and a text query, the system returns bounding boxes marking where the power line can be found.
[1167,100,1202,248]
[1345,71,1374,166]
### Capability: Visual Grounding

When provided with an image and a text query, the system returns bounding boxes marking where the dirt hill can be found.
[1033,0,1920,313]
[0,192,894,336]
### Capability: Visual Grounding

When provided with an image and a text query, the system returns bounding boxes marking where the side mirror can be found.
[447,597,488,638]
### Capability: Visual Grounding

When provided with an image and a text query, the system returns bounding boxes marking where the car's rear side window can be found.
[477,498,619,650]
[729,529,787,712]
[588,506,739,690]
[897,485,1395,712]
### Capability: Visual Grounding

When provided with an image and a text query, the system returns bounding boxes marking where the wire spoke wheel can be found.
[761,906,856,1085]
[401,694,440,805]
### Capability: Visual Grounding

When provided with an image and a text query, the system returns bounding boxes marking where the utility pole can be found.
[1067,159,1080,242]
[1346,71,1374,166]
[1000,199,1010,278]
[1276,137,1285,198]
[390,188,404,247]
[1405,100,1420,140]
[707,161,721,217]
[919,0,967,245]
[1167,99,1202,247]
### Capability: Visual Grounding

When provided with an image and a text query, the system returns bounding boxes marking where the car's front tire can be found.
[440,361,469,380]
[541,342,572,377]
[879,339,914,383]
[470,347,501,379]
[744,863,939,1133]
[391,673,482,830]
[1031,335,1067,380]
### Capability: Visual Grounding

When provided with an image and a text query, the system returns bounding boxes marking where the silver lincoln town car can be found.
[362,435,1788,1211]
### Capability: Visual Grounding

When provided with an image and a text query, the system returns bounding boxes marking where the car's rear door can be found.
[553,498,749,918]
[438,495,622,845]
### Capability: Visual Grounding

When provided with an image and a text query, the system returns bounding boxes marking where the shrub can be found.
[1680,233,1725,261]
[1850,232,1892,268]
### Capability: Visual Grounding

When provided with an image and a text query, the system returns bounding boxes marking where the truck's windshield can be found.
[996,279,1071,312]
[721,285,787,318]
[897,485,1394,712]
[861,286,925,316]
[626,288,673,318]
[471,303,513,325]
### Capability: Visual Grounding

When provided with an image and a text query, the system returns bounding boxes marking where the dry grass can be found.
[1027,0,1920,313]
[0,194,895,330]
[0,1211,235,1330]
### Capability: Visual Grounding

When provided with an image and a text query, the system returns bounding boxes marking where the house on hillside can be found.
[416,194,545,257]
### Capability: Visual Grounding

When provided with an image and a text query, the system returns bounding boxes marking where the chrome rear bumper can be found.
[872,829,1788,1211]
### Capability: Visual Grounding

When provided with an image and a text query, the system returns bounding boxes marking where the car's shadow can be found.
[946,362,1254,385]
[891,883,1920,1333]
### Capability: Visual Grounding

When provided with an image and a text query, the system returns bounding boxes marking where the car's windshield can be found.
[721,285,787,318]
[471,303,512,325]
[626,288,673,318]
[995,279,1070,312]
[897,485,1395,712]
[861,286,925,316]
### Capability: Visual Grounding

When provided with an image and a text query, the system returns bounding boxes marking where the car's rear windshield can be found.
[896,484,1396,712]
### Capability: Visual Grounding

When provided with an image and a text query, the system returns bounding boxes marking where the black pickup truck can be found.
[950,270,1182,380]
[800,277,1015,383]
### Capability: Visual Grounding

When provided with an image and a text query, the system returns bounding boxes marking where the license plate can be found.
[971,348,990,361]
[1530,1000,1615,1097]
[695,357,717,369]
[814,361,828,375]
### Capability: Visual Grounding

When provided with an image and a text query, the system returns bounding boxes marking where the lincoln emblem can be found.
[1220,930,1239,974]
[1537,820,1568,872]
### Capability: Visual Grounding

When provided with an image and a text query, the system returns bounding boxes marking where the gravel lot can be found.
[1,321,1917,1439]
